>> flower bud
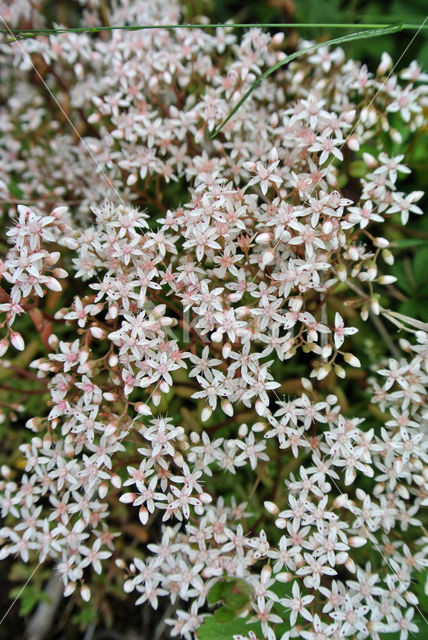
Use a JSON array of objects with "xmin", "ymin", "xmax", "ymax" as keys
[
  {"xmin": 139, "ymin": 506, "xmax": 149, "ymax": 525},
  {"xmin": 334, "ymin": 364, "xmax": 346, "ymax": 379},
  {"xmin": 264, "ymin": 501, "xmax": 279, "ymax": 516},
  {"xmin": 221, "ymin": 399, "xmax": 233, "ymax": 416},
  {"xmin": 370, "ymin": 297, "xmax": 380, "ymax": 315},
  {"xmin": 261, "ymin": 249, "xmax": 275, "ymax": 267},
  {"xmin": 335, "ymin": 552, "xmax": 349, "ymax": 564},
  {"xmin": 343, "ymin": 353, "xmax": 361, "ymax": 368},
  {"xmin": 120, "ymin": 492, "xmax": 136, "ymax": 504},
  {"xmin": 252, "ymin": 421, "xmax": 266, "ymax": 432},
  {"xmin": 345, "ymin": 557, "xmax": 356, "ymax": 573},
  {"xmin": 261, "ymin": 565, "xmax": 272, "ymax": 583},
  {"xmin": 322, "ymin": 220, "xmax": 333, "ymax": 235},
  {"xmin": 347, "ymin": 136, "xmax": 359, "ymax": 151},
  {"xmin": 90, "ymin": 326, "xmax": 105, "ymax": 339},
  {"xmin": 10, "ymin": 332, "xmax": 24, "ymax": 351},
  {"xmin": 377, "ymin": 275, "xmax": 397, "ymax": 285},
  {"xmin": 52, "ymin": 267, "xmax": 68, "ymax": 279},
  {"xmin": 238, "ymin": 423, "xmax": 248, "ymax": 438},
  {"xmin": 0, "ymin": 338, "xmax": 8, "ymax": 356},
  {"xmin": 373, "ymin": 237, "xmax": 389, "ymax": 248},
  {"xmin": 349, "ymin": 536, "xmax": 367, "ymax": 548},
  {"xmin": 360, "ymin": 305, "xmax": 369, "ymax": 322},
  {"xmin": 80, "ymin": 585, "xmax": 91, "ymax": 602},
  {"xmin": 382, "ymin": 249, "xmax": 394, "ymax": 265},
  {"xmin": 98, "ymin": 482, "xmax": 108, "ymax": 499},
  {"xmin": 109, "ymin": 354, "xmax": 118, "ymax": 367},
  {"xmin": 135, "ymin": 402, "xmax": 152, "ymax": 416},
  {"xmin": 64, "ymin": 582, "xmax": 76, "ymax": 597},
  {"xmin": 276, "ymin": 572, "xmax": 293, "ymax": 583},
  {"xmin": 255, "ymin": 232, "xmax": 272, "ymax": 245},
  {"xmin": 111, "ymin": 473, "xmax": 122, "ymax": 489},
  {"xmin": 201, "ymin": 407, "xmax": 212, "ymax": 422},
  {"xmin": 222, "ymin": 342, "xmax": 232, "ymax": 358},
  {"xmin": 362, "ymin": 152, "xmax": 377, "ymax": 168},
  {"xmin": 45, "ymin": 277, "xmax": 62, "ymax": 292},
  {"xmin": 255, "ymin": 400, "xmax": 268, "ymax": 416}
]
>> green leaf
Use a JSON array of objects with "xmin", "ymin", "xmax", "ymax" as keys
[
  {"xmin": 413, "ymin": 247, "xmax": 428, "ymax": 286},
  {"xmin": 214, "ymin": 607, "xmax": 236, "ymax": 623},
  {"xmin": 197, "ymin": 614, "xmax": 261, "ymax": 640},
  {"xmin": 394, "ymin": 238, "xmax": 428, "ymax": 248},
  {"xmin": 211, "ymin": 24, "xmax": 404, "ymax": 137}
]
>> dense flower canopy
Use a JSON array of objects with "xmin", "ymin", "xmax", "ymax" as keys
[{"xmin": 0, "ymin": 1, "xmax": 427, "ymax": 639}]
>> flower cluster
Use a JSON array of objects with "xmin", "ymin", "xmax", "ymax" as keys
[{"xmin": 0, "ymin": 0, "xmax": 427, "ymax": 638}]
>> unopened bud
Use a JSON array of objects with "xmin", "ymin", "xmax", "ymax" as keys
[
  {"xmin": 349, "ymin": 536, "xmax": 367, "ymax": 548},
  {"xmin": 374, "ymin": 237, "xmax": 389, "ymax": 248},
  {"xmin": 139, "ymin": 506, "xmax": 149, "ymax": 525},
  {"xmin": 90, "ymin": 326, "xmax": 105, "ymax": 339},
  {"xmin": 238, "ymin": 423, "xmax": 248, "ymax": 438},
  {"xmin": 347, "ymin": 136, "xmax": 359, "ymax": 151},
  {"xmin": 135, "ymin": 402, "xmax": 152, "ymax": 416},
  {"xmin": 264, "ymin": 501, "xmax": 279, "ymax": 516},
  {"xmin": 377, "ymin": 275, "xmax": 397, "ymax": 285},
  {"xmin": 10, "ymin": 332, "xmax": 24, "ymax": 351},
  {"xmin": 98, "ymin": 482, "xmax": 108, "ymax": 499},
  {"xmin": 119, "ymin": 492, "xmax": 136, "ymax": 504},
  {"xmin": 80, "ymin": 585, "xmax": 91, "ymax": 602},
  {"xmin": 0, "ymin": 338, "xmax": 8, "ymax": 356},
  {"xmin": 111, "ymin": 473, "xmax": 122, "ymax": 489},
  {"xmin": 261, "ymin": 249, "xmax": 275, "ymax": 267},
  {"xmin": 343, "ymin": 353, "xmax": 361, "ymax": 368},
  {"xmin": 201, "ymin": 407, "xmax": 212, "ymax": 422},
  {"xmin": 221, "ymin": 399, "xmax": 233, "ymax": 417},
  {"xmin": 345, "ymin": 557, "xmax": 356, "ymax": 573},
  {"xmin": 255, "ymin": 232, "xmax": 272, "ymax": 245},
  {"xmin": 362, "ymin": 152, "xmax": 378, "ymax": 168},
  {"xmin": 64, "ymin": 582, "xmax": 76, "ymax": 597}
]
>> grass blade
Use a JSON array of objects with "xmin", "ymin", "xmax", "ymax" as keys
[{"xmin": 211, "ymin": 24, "xmax": 404, "ymax": 138}]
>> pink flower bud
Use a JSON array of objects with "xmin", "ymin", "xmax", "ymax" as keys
[
  {"xmin": 349, "ymin": 536, "xmax": 367, "ymax": 548},
  {"xmin": 45, "ymin": 277, "xmax": 62, "ymax": 292},
  {"xmin": 264, "ymin": 501, "xmax": 279, "ymax": 516},
  {"xmin": 261, "ymin": 249, "xmax": 275, "ymax": 267},
  {"xmin": 201, "ymin": 407, "xmax": 212, "ymax": 422},
  {"xmin": 135, "ymin": 402, "xmax": 152, "ymax": 416},
  {"xmin": 111, "ymin": 473, "xmax": 122, "ymax": 489},
  {"xmin": 139, "ymin": 506, "xmax": 149, "ymax": 524},
  {"xmin": 64, "ymin": 582, "xmax": 76, "ymax": 597},
  {"xmin": 98, "ymin": 482, "xmax": 108, "ymax": 499},
  {"xmin": 119, "ymin": 492, "xmax": 136, "ymax": 504},
  {"xmin": 255, "ymin": 232, "xmax": 272, "ymax": 245},
  {"xmin": 373, "ymin": 237, "xmax": 389, "ymax": 248},
  {"xmin": 0, "ymin": 338, "xmax": 9, "ymax": 356},
  {"xmin": 10, "ymin": 332, "xmax": 24, "ymax": 351},
  {"xmin": 90, "ymin": 326, "xmax": 105, "ymax": 339},
  {"xmin": 343, "ymin": 353, "xmax": 361, "ymax": 368},
  {"xmin": 80, "ymin": 585, "xmax": 91, "ymax": 602},
  {"xmin": 238, "ymin": 423, "xmax": 248, "ymax": 438},
  {"xmin": 221, "ymin": 399, "xmax": 233, "ymax": 416},
  {"xmin": 347, "ymin": 136, "xmax": 359, "ymax": 151},
  {"xmin": 276, "ymin": 572, "xmax": 293, "ymax": 583}
]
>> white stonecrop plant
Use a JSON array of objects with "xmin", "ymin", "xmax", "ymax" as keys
[{"xmin": 0, "ymin": 0, "xmax": 427, "ymax": 638}]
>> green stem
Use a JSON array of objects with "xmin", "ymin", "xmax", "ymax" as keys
[{"xmin": 1, "ymin": 22, "xmax": 427, "ymax": 43}]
